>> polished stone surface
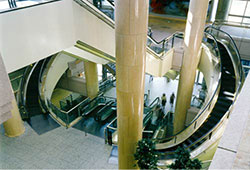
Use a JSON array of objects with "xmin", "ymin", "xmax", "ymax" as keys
[
  {"xmin": 210, "ymin": 74, "xmax": 250, "ymax": 169},
  {"xmin": 174, "ymin": 0, "xmax": 209, "ymax": 134},
  {"xmin": 0, "ymin": 122, "xmax": 117, "ymax": 169},
  {"xmin": 149, "ymin": 17, "xmax": 186, "ymax": 40},
  {"xmin": 115, "ymin": 0, "xmax": 148, "ymax": 168}
]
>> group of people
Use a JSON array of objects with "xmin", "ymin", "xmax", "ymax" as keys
[
  {"xmin": 161, "ymin": 92, "xmax": 175, "ymax": 111},
  {"xmin": 151, "ymin": 92, "xmax": 176, "ymax": 128}
]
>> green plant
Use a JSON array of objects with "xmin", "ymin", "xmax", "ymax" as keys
[
  {"xmin": 134, "ymin": 138, "xmax": 159, "ymax": 169},
  {"xmin": 168, "ymin": 147, "xmax": 202, "ymax": 169}
]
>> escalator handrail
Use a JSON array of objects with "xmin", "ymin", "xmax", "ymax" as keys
[
  {"xmin": 106, "ymin": 109, "xmax": 155, "ymax": 133},
  {"xmin": 22, "ymin": 62, "xmax": 40, "ymax": 107},
  {"xmin": 74, "ymin": 0, "xmax": 114, "ymax": 28},
  {"xmin": 106, "ymin": 0, "xmax": 114, "ymax": 9},
  {"xmin": 64, "ymin": 97, "xmax": 90, "ymax": 114},
  {"xmin": 88, "ymin": 0, "xmax": 183, "ymax": 49},
  {"xmin": 80, "ymin": 94, "xmax": 106, "ymax": 113},
  {"xmin": 73, "ymin": 0, "xmax": 183, "ymax": 58},
  {"xmin": 148, "ymin": 97, "xmax": 160, "ymax": 109},
  {"xmin": 38, "ymin": 58, "xmax": 50, "ymax": 112},
  {"xmin": 205, "ymin": 25, "xmax": 244, "ymax": 86},
  {"xmin": 19, "ymin": 65, "xmax": 33, "ymax": 107},
  {"xmin": 96, "ymin": 100, "xmax": 114, "ymax": 115},
  {"xmin": 153, "ymin": 32, "xmax": 222, "ymax": 146},
  {"xmin": 143, "ymin": 110, "xmax": 154, "ymax": 129},
  {"xmin": 147, "ymin": 31, "xmax": 184, "ymax": 46}
]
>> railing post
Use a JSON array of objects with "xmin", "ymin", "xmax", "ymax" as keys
[
  {"xmin": 172, "ymin": 36, "xmax": 175, "ymax": 48},
  {"xmin": 162, "ymin": 40, "xmax": 166, "ymax": 51}
]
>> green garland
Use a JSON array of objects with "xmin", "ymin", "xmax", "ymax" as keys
[
  {"xmin": 134, "ymin": 139, "xmax": 159, "ymax": 169},
  {"xmin": 168, "ymin": 147, "xmax": 202, "ymax": 169}
]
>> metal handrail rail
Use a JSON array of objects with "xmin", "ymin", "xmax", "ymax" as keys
[
  {"xmin": 18, "ymin": 65, "xmax": 33, "ymax": 107},
  {"xmin": 10, "ymin": 74, "xmax": 23, "ymax": 82},
  {"xmin": 62, "ymin": 97, "xmax": 90, "ymax": 114},
  {"xmin": 147, "ymin": 31, "xmax": 184, "ymax": 46},
  {"xmin": 205, "ymin": 25, "xmax": 244, "ymax": 86},
  {"xmin": 73, "ymin": 0, "xmax": 183, "ymax": 57},
  {"xmin": 153, "ymin": 32, "xmax": 222, "ymax": 146},
  {"xmin": 143, "ymin": 110, "xmax": 154, "ymax": 129},
  {"xmin": 106, "ymin": 0, "xmax": 114, "ymax": 9},
  {"xmin": 106, "ymin": 102, "xmax": 156, "ymax": 131},
  {"xmin": 148, "ymin": 97, "xmax": 160, "ymax": 108},
  {"xmin": 22, "ymin": 62, "xmax": 40, "ymax": 107},
  {"xmin": 38, "ymin": 58, "xmax": 50, "ymax": 112}
]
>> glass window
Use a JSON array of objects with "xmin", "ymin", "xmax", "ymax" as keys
[
  {"xmin": 228, "ymin": 16, "xmax": 243, "ymax": 23},
  {"xmin": 0, "ymin": 1, "xmax": 11, "ymax": 11},
  {"xmin": 228, "ymin": 0, "xmax": 250, "ymax": 24},
  {"xmin": 245, "ymin": 2, "xmax": 250, "ymax": 16},
  {"xmin": 243, "ymin": 17, "xmax": 250, "ymax": 24},
  {"xmin": 230, "ymin": 0, "xmax": 247, "ymax": 16}
]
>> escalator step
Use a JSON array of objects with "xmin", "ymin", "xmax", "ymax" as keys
[
  {"xmin": 207, "ymin": 117, "xmax": 219, "ymax": 125},
  {"xmin": 210, "ymin": 112, "xmax": 224, "ymax": 119},
  {"xmin": 220, "ymin": 93, "xmax": 234, "ymax": 99},
  {"xmin": 200, "ymin": 123, "xmax": 214, "ymax": 132},
  {"xmin": 218, "ymin": 96, "xmax": 233, "ymax": 102},
  {"xmin": 216, "ymin": 100, "xmax": 231, "ymax": 108},
  {"xmin": 214, "ymin": 105, "xmax": 228, "ymax": 113},
  {"xmin": 221, "ymin": 76, "xmax": 235, "ymax": 82},
  {"xmin": 221, "ymin": 87, "xmax": 235, "ymax": 94}
]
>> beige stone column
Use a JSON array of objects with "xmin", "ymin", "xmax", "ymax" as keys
[
  {"xmin": 174, "ymin": 0, "xmax": 209, "ymax": 134},
  {"xmin": 3, "ymin": 100, "xmax": 25, "ymax": 137},
  {"xmin": 115, "ymin": 0, "xmax": 148, "ymax": 169},
  {"xmin": 84, "ymin": 61, "xmax": 99, "ymax": 99}
]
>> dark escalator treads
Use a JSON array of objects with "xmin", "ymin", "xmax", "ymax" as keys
[
  {"xmin": 26, "ymin": 60, "xmax": 44, "ymax": 118},
  {"xmin": 27, "ymin": 114, "xmax": 60, "ymax": 135}
]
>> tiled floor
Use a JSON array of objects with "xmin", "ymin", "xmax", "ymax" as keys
[
  {"xmin": 149, "ymin": 16, "xmax": 186, "ymax": 41},
  {"xmin": 0, "ymin": 122, "xmax": 117, "ymax": 169}
]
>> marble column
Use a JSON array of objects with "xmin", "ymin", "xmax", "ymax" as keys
[
  {"xmin": 174, "ymin": 0, "xmax": 210, "ymax": 134},
  {"xmin": 3, "ymin": 100, "xmax": 25, "ymax": 137},
  {"xmin": 84, "ymin": 61, "xmax": 99, "ymax": 99},
  {"xmin": 215, "ymin": 0, "xmax": 232, "ymax": 21},
  {"xmin": 115, "ymin": 0, "xmax": 148, "ymax": 169}
]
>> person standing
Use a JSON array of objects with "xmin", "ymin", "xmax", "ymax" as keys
[
  {"xmin": 161, "ymin": 93, "xmax": 167, "ymax": 109},
  {"xmin": 170, "ymin": 93, "xmax": 175, "ymax": 113},
  {"xmin": 149, "ymin": 75, "xmax": 153, "ymax": 83}
]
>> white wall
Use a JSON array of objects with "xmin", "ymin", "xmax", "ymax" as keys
[
  {"xmin": 0, "ymin": 0, "xmax": 76, "ymax": 73},
  {"xmin": 44, "ymin": 53, "xmax": 75, "ymax": 101},
  {"xmin": 0, "ymin": 0, "xmax": 115, "ymax": 73},
  {"xmin": 72, "ymin": 1, "xmax": 115, "ymax": 56}
]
